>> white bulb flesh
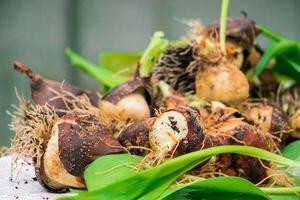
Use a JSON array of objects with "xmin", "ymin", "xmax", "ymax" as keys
[
  {"xmin": 43, "ymin": 123, "xmax": 85, "ymax": 188},
  {"xmin": 117, "ymin": 93, "xmax": 150, "ymax": 121},
  {"xmin": 101, "ymin": 93, "xmax": 150, "ymax": 121},
  {"xmin": 149, "ymin": 111, "xmax": 188, "ymax": 154}
]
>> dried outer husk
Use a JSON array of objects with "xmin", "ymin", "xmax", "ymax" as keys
[
  {"xmin": 175, "ymin": 107, "xmax": 206, "ymax": 153},
  {"xmin": 238, "ymin": 100, "xmax": 291, "ymax": 147},
  {"xmin": 198, "ymin": 120, "xmax": 270, "ymax": 184},
  {"xmin": 37, "ymin": 111, "xmax": 124, "ymax": 191},
  {"xmin": 290, "ymin": 109, "xmax": 300, "ymax": 138},
  {"xmin": 57, "ymin": 112, "xmax": 124, "ymax": 177},
  {"xmin": 37, "ymin": 126, "xmax": 85, "ymax": 192},
  {"xmin": 7, "ymin": 95, "xmax": 69, "ymax": 192},
  {"xmin": 8, "ymin": 92, "xmax": 123, "ymax": 191},
  {"xmin": 118, "ymin": 119, "xmax": 154, "ymax": 155},
  {"xmin": 203, "ymin": 17, "xmax": 260, "ymax": 50},
  {"xmin": 200, "ymin": 103, "xmax": 270, "ymax": 183},
  {"xmin": 249, "ymin": 69, "xmax": 280, "ymax": 100},
  {"xmin": 35, "ymin": 158, "xmax": 73, "ymax": 193},
  {"xmin": 13, "ymin": 61, "xmax": 99, "ymax": 116}
]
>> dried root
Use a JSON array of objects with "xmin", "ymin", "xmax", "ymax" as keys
[
  {"xmin": 7, "ymin": 89, "xmax": 106, "ymax": 180},
  {"xmin": 151, "ymin": 45, "xmax": 196, "ymax": 93},
  {"xmin": 264, "ymin": 165, "xmax": 295, "ymax": 187},
  {"xmin": 8, "ymin": 93, "xmax": 58, "ymax": 174}
]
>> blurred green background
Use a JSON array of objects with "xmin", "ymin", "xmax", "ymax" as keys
[{"xmin": 0, "ymin": 0, "xmax": 300, "ymax": 146}]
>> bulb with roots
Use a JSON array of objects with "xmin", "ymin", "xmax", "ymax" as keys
[
  {"xmin": 149, "ymin": 107, "xmax": 205, "ymax": 161},
  {"xmin": 119, "ymin": 104, "xmax": 271, "ymax": 183},
  {"xmin": 195, "ymin": 60, "xmax": 249, "ymax": 106},
  {"xmin": 37, "ymin": 111, "xmax": 123, "ymax": 191},
  {"xmin": 100, "ymin": 79, "xmax": 151, "ymax": 122},
  {"xmin": 238, "ymin": 100, "xmax": 290, "ymax": 147},
  {"xmin": 13, "ymin": 61, "xmax": 99, "ymax": 116}
]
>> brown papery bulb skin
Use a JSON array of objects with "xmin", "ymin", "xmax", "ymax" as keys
[
  {"xmin": 149, "ymin": 106, "xmax": 205, "ymax": 157},
  {"xmin": 13, "ymin": 61, "xmax": 99, "ymax": 116},
  {"xmin": 175, "ymin": 107, "xmax": 206, "ymax": 154},
  {"xmin": 195, "ymin": 62, "xmax": 249, "ymax": 105},
  {"xmin": 208, "ymin": 119, "xmax": 269, "ymax": 184},
  {"xmin": 203, "ymin": 17, "xmax": 260, "ymax": 51},
  {"xmin": 42, "ymin": 124, "xmax": 85, "ymax": 190},
  {"xmin": 118, "ymin": 119, "xmax": 154, "ymax": 155},
  {"xmin": 40, "ymin": 112, "xmax": 123, "ymax": 191},
  {"xmin": 189, "ymin": 102, "xmax": 270, "ymax": 184},
  {"xmin": 57, "ymin": 112, "xmax": 124, "ymax": 177},
  {"xmin": 229, "ymin": 122, "xmax": 269, "ymax": 183},
  {"xmin": 238, "ymin": 101, "xmax": 290, "ymax": 146}
]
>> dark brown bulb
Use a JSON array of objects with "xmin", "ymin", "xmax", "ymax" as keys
[{"xmin": 13, "ymin": 61, "xmax": 99, "ymax": 116}]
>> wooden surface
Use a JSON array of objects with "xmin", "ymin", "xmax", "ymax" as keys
[{"xmin": 0, "ymin": 156, "xmax": 70, "ymax": 200}]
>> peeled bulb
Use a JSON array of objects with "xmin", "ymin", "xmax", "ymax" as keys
[
  {"xmin": 100, "ymin": 93, "xmax": 150, "ymax": 121},
  {"xmin": 196, "ymin": 62, "xmax": 249, "ymax": 105},
  {"xmin": 37, "ymin": 112, "xmax": 123, "ymax": 191},
  {"xmin": 100, "ymin": 79, "xmax": 150, "ymax": 122},
  {"xmin": 43, "ymin": 123, "xmax": 85, "ymax": 189},
  {"xmin": 150, "ymin": 110, "xmax": 188, "ymax": 154},
  {"xmin": 149, "ymin": 107, "xmax": 205, "ymax": 156},
  {"xmin": 238, "ymin": 101, "xmax": 290, "ymax": 145}
]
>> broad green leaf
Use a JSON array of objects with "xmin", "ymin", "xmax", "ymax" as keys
[
  {"xmin": 272, "ymin": 56, "xmax": 300, "ymax": 82},
  {"xmin": 98, "ymin": 51, "xmax": 142, "ymax": 76},
  {"xmin": 270, "ymin": 195, "xmax": 300, "ymax": 200},
  {"xmin": 255, "ymin": 42, "xmax": 277, "ymax": 76},
  {"xmin": 256, "ymin": 24, "xmax": 300, "ymax": 82},
  {"xmin": 98, "ymin": 39, "xmax": 187, "ymax": 77},
  {"xmin": 65, "ymin": 48, "xmax": 128, "ymax": 88},
  {"xmin": 282, "ymin": 55, "xmax": 300, "ymax": 73},
  {"xmin": 84, "ymin": 154, "xmax": 143, "ymax": 191},
  {"xmin": 57, "ymin": 146, "xmax": 296, "ymax": 200},
  {"xmin": 139, "ymin": 31, "xmax": 169, "ymax": 77},
  {"xmin": 59, "ymin": 157, "xmax": 208, "ymax": 200},
  {"xmin": 255, "ymin": 40, "xmax": 299, "ymax": 76},
  {"xmin": 159, "ymin": 177, "xmax": 270, "ymax": 200},
  {"xmin": 283, "ymin": 140, "xmax": 300, "ymax": 160},
  {"xmin": 283, "ymin": 140, "xmax": 300, "ymax": 186}
]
